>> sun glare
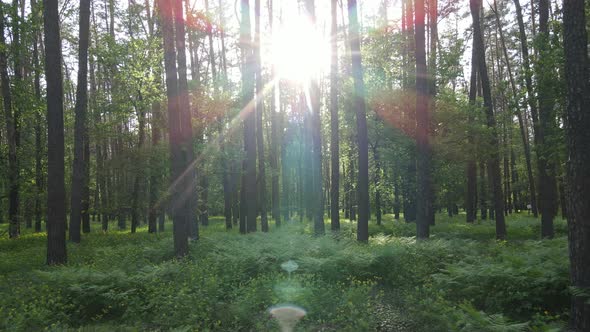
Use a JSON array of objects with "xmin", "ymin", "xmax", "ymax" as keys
[{"xmin": 270, "ymin": 16, "xmax": 330, "ymax": 83}]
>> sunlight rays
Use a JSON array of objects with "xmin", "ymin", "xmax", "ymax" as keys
[{"xmin": 269, "ymin": 15, "xmax": 330, "ymax": 84}]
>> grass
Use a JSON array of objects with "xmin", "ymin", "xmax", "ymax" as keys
[{"xmin": 0, "ymin": 213, "xmax": 570, "ymax": 331}]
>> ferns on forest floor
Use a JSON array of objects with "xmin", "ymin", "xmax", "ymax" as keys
[{"xmin": 0, "ymin": 214, "xmax": 570, "ymax": 331}]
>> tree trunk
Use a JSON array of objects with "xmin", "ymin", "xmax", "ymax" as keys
[
  {"xmin": 0, "ymin": 6, "xmax": 19, "ymax": 239},
  {"xmin": 82, "ymin": 134, "xmax": 91, "ymax": 233},
  {"xmin": 131, "ymin": 104, "xmax": 146, "ymax": 233},
  {"xmin": 160, "ymin": 0, "xmax": 189, "ymax": 257},
  {"xmin": 254, "ymin": 0, "xmax": 268, "ymax": 232},
  {"xmin": 268, "ymin": 0, "xmax": 280, "ymax": 227},
  {"xmin": 304, "ymin": 0, "xmax": 324, "ymax": 236},
  {"xmin": 330, "ymin": 0, "xmax": 340, "ymax": 231},
  {"xmin": 415, "ymin": 0, "xmax": 432, "ymax": 239},
  {"xmin": 69, "ymin": 0, "xmax": 91, "ymax": 242},
  {"xmin": 373, "ymin": 145, "xmax": 382, "ymax": 226},
  {"xmin": 536, "ymin": 0, "xmax": 557, "ymax": 238},
  {"xmin": 513, "ymin": 0, "xmax": 538, "ymax": 217},
  {"xmin": 466, "ymin": 34, "xmax": 478, "ymax": 223},
  {"xmin": 32, "ymin": 0, "xmax": 44, "ymax": 233},
  {"xmin": 470, "ymin": 0, "xmax": 506, "ymax": 239},
  {"xmin": 44, "ymin": 0, "xmax": 67, "ymax": 264},
  {"xmin": 347, "ymin": 0, "xmax": 369, "ymax": 242},
  {"xmin": 562, "ymin": 0, "xmax": 590, "ymax": 328},
  {"xmin": 149, "ymin": 101, "xmax": 162, "ymax": 233},
  {"xmin": 241, "ymin": 0, "xmax": 257, "ymax": 233}
]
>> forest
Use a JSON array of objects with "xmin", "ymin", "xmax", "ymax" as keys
[{"xmin": 0, "ymin": 0, "xmax": 589, "ymax": 330}]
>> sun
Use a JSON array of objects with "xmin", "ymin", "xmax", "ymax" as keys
[{"xmin": 269, "ymin": 15, "xmax": 331, "ymax": 83}]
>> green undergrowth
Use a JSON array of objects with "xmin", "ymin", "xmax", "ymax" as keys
[{"xmin": 0, "ymin": 214, "xmax": 570, "ymax": 331}]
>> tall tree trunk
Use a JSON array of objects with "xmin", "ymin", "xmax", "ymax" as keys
[
  {"xmin": 254, "ymin": 0, "xmax": 268, "ymax": 232},
  {"xmin": 427, "ymin": 0, "xmax": 437, "ymax": 226},
  {"xmin": 269, "ymin": 0, "xmax": 280, "ymax": 226},
  {"xmin": 466, "ymin": 34, "xmax": 478, "ymax": 223},
  {"xmin": 415, "ymin": 0, "xmax": 432, "ymax": 238},
  {"xmin": 69, "ymin": 0, "xmax": 91, "ymax": 242},
  {"xmin": 493, "ymin": 1, "xmax": 536, "ymax": 220},
  {"xmin": 31, "ymin": 0, "xmax": 44, "ymax": 233},
  {"xmin": 304, "ymin": 0, "xmax": 324, "ymax": 235},
  {"xmin": 281, "ymin": 126, "xmax": 290, "ymax": 221},
  {"xmin": 160, "ymin": 0, "xmax": 189, "ymax": 257},
  {"xmin": 347, "ymin": 0, "xmax": 369, "ymax": 242},
  {"xmin": 330, "ymin": 0, "xmax": 340, "ymax": 231},
  {"xmin": 82, "ymin": 134, "xmax": 91, "ymax": 233},
  {"xmin": 563, "ymin": 0, "xmax": 590, "ymax": 328},
  {"xmin": 0, "ymin": 6, "xmax": 19, "ymax": 239},
  {"xmin": 131, "ymin": 104, "xmax": 146, "ymax": 233},
  {"xmin": 199, "ymin": 174, "xmax": 209, "ymax": 226},
  {"xmin": 536, "ymin": 0, "xmax": 557, "ymax": 238},
  {"xmin": 241, "ymin": 0, "xmax": 257, "ymax": 233},
  {"xmin": 470, "ymin": 0, "xmax": 506, "ymax": 239},
  {"xmin": 513, "ymin": 0, "xmax": 538, "ymax": 217},
  {"xmin": 372, "ymin": 144, "xmax": 382, "ymax": 226},
  {"xmin": 393, "ymin": 161, "xmax": 401, "ymax": 220},
  {"xmin": 44, "ymin": 0, "xmax": 67, "ymax": 264},
  {"xmin": 174, "ymin": 0, "xmax": 198, "ymax": 240},
  {"xmin": 149, "ymin": 101, "xmax": 162, "ymax": 233},
  {"xmin": 147, "ymin": 0, "xmax": 161, "ymax": 233}
]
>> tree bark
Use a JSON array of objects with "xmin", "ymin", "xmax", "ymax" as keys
[
  {"xmin": 304, "ymin": 0, "xmax": 324, "ymax": 236},
  {"xmin": 470, "ymin": 0, "xmax": 506, "ymax": 239},
  {"xmin": 69, "ymin": 0, "xmax": 91, "ymax": 242},
  {"xmin": 513, "ymin": 0, "xmax": 538, "ymax": 217},
  {"xmin": 347, "ymin": 0, "xmax": 369, "ymax": 242},
  {"xmin": 241, "ymin": 0, "xmax": 257, "ymax": 233},
  {"xmin": 562, "ymin": 0, "xmax": 590, "ymax": 328},
  {"xmin": 254, "ymin": 0, "xmax": 268, "ymax": 232},
  {"xmin": 466, "ymin": 34, "xmax": 478, "ymax": 223},
  {"xmin": 268, "ymin": 0, "xmax": 280, "ymax": 226},
  {"xmin": 0, "ymin": 6, "xmax": 19, "ymax": 239},
  {"xmin": 44, "ymin": 0, "xmax": 67, "ymax": 264},
  {"xmin": 149, "ymin": 101, "xmax": 162, "ymax": 233},
  {"xmin": 415, "ymin": 0, "xmax": 432, "ymax": 238},
  {"xmin": 330, "ymin": 0, "xmax": 340, "ymax": 231},
  {"xmin": 536, "ymin": 0, "xmax": 557, "ymax": 238},
  {"xmin": 160, "ymin": 0, "xmax": 189, "ymax": 257}
]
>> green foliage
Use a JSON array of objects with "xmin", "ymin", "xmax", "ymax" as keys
[{"xmin": 0, "ymin": 214, "xmax": 570, "ymax": 331}]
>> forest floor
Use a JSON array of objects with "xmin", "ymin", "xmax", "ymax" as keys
[{"xmin": 0, "ymin": 213, "xmax": 569, "ymax": 331}]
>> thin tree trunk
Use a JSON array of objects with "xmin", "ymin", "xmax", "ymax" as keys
[
  {"xmin": 372, "ymin": 144, "xmax": 382, "ymax": 226},
  {"xmin": 82, "ymin": 133, "xmax": 91, "ymax": 233},
  {"xmin": 513, "ymin": 0, "xmax": 538, "ymax": 217},
  {"xmin": 268, "ymin": 0, "xmax": 280, "ymax": 227},
  {"xmin": 330, "ymin": 0, "xmax": 340, "ymax": 231},
  {"xmin": 0, "ymin": 6, "xmax": 19, "ymax": 239},
  {"xmin": 536, "ymin": 0, "xmax": 557, "ymax": 238},
  {"xmin": 466, "ymin": 34, "xmax": 478, "ymax": 223},
  {"xmin": 304, "ymin": 0, "xmax": 324, "ymax": 235},
  {"xmin": 470, "ymin": 0, "xmax": 506, "ymax": 239},
  {"xmin": 149, "ymin": 101, "xmax": 162, "ymax": 233},
  {"xmin": 241, "ymin": 0, "xmax": 257, "ymax": 233},
  {"xmin": 69, "ymin": 0, "xmax": 91, "ymax": 242},
  {"xmin": 415, "ymin": 0, "xmax": 432, "ymax": 238},
  {"xmin": 131, "ymin": 103, "xmax": 146, "ymax": 233},
  {"xmin": 31, "ymin": 0, "xmax": 44, "ymax": 233},
  {"xmin": 254, "ymin": 0, "xmax": 268, "ymax": 232},
  {"xmin": 348, "ymin": 0, "xmax": 369, "ymax": 242}
]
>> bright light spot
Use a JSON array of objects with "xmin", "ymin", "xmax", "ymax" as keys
[{"xmin": 270, "ymin": 16, "xmax": 330, "ymax": 83}]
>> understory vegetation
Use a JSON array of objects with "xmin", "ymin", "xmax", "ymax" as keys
[{"xmin": 0, "ymin": 213, "xmax": 569, "ymax": 331}]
